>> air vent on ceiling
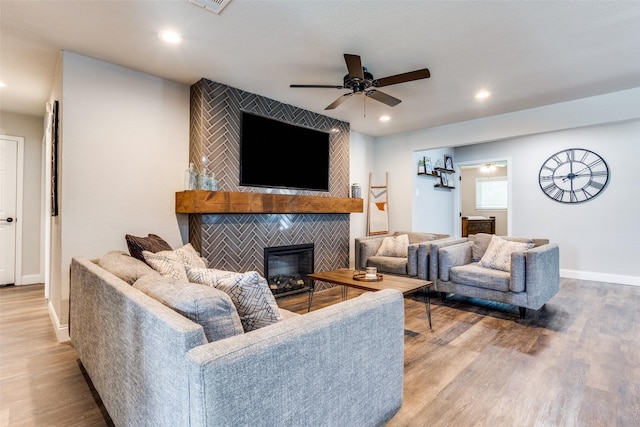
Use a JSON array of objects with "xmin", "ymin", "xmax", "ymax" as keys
[{"xmin": 189, "ymin": 0, "xmax": 232, "ymax": 15}]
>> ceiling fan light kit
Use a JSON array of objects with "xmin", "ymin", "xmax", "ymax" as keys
[{"xmin": 290, "ymin": 53, "xmax": 430, "ymax": 111}]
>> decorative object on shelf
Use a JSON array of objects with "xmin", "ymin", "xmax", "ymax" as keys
[
  {"xmin": 199, "ymin": 170, "xmax": 219, "ymax": 191},
  {"xmin": 538, "ymin": 148, "xmax": 609, "ymax": 203},
  {"xmin": 440, "ymin": 172, "xmax": 449, "ymax": 187},
  {"xmin": 351, "ymin": 183, "xmax": 362, "ymax": 198},
  {"xmin": 184, "ymin": 162, "xmax": 199, "ymax": 190},
  {"xmin": 444, "ymin": 154, "xmax": 454, "ymax": 171},
  {"xmin": 417, "ymin": 158, "xmax": 426, "ymax": 174},
  {"xmin": 424, "ymin": 157, "xmax": 433, "ymax": 174},
  {"xmin": 435, "ymin": 158, "xmax": 443, "ymax": 169}
]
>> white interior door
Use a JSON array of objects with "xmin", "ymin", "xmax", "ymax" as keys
[{"xmin": 0, "ymin": 137, "xmax": 18, "ymax": 285}]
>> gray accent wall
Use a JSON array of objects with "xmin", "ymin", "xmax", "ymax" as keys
[{"xmin": 189, "ymin": 79, "xmax": 351, "ymax": 291}]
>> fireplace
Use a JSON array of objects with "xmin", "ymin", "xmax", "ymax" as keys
[{"xmin": 264, "ymin": 243, "xmax": 314, "ymax": 300}]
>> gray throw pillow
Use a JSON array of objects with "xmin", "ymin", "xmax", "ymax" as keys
[
  {"xmin": 468, "ymin": 233, "xmax": 494, "ymax": 261},
  {"xmin": 97, "ymin": 250, "xmax": 159, "ymax": 285},
  {"xmin": 133, "ymin": 275, "xmax": 244, "ymax": 342}
]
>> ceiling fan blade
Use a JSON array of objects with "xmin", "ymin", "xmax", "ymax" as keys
[
  {"xmin": 366, "ymin": 90, "xmax": 401, "ymax": 107},
  {"xmin": 344, "ymin": 54, "xmax": 364, "ymax": 80},
  {"xmin": 325, "ymin": 93, "xmax": 354, "ymax": 110},
  {"xmin": 290, "ymin": 84, "xmax": 344, "ymax": 89},
  {"xmin": 375, "ymin": 68, "xmax": 431, "ymax": 87}
]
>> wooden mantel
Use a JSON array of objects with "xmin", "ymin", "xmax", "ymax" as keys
[{"xmin": 176, "ymin": 190, "xmax": 363, "ymax": 214}]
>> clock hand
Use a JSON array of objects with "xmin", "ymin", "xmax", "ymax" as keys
[{"xmin": 561, "ymin": 165, "xmax": 591, "ymax": 182}]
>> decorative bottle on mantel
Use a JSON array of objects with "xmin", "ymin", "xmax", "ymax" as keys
[
  {"xmin": 184, "ymin": 163, "xmax": 198, "ymax": 190},
  {"xmin": 209, "ymin": 171, "xmax": 219, "ymax": 191}
]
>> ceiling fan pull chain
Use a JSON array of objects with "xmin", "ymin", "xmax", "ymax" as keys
[{"xmin": 363, "ymin": 94, "xmax": 366, "ymax": 118}]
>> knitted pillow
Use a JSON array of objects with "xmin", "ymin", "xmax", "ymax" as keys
[
  {"xmin": 186, "ymin": 267, "xmax": 283, "ymax": 332},
  {"xmin": 143, "ymin": 243, "xmax": 207, "ymax": 282},
  {"xmin": 479, "ymin": 235, "xmax": 534, "ymax": 272},
  {"xmin": 375, "ymin": 234, "xmax": 409, "ymax": 257}
]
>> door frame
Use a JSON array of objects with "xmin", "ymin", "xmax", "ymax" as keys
[
  {"xmin": 1, "ymin": 135, "xmax": 24, "ymax": 286},
  {"xmin": 454, "ymin": 157, "xmax": 512, "ymax": 237}
]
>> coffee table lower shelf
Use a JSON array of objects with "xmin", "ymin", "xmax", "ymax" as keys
[{"xmin": 308, "ymin": 269, "xmax": 433, "ymax": 329}]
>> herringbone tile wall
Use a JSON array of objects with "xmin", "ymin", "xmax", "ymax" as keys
[{"xmin": 189, "ymin": 79, "xmax": 351, "ymax": 291}]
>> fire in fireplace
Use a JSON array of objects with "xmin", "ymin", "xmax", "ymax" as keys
[{"xmin": 264, "ymin": 243, "xmax": 314, "ymax": 299}]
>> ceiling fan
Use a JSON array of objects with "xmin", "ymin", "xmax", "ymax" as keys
[{"xmin": 290, "ymin": 54, "xmax": 430, "ymax": 110}]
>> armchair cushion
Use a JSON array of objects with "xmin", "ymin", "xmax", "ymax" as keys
[
  {"xmin": 438, "ymin": 242, "xmax": 473, "ymax": 281},
  {"xmin": 367, "ymin": 256, "xmax": 408, "ymax": 275},
  {"xmin": 450, "ymin": 262, "xmax": 511, "ymax": 292},
  {"xmin": 375, "ymin": 234, "xmax": 409, "ymax": 257},
  {"xmin": 478, "ymin": 235, "xmax": 534, "ymax": 272}
]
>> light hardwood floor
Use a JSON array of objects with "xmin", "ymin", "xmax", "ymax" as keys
[{"xmin": 1, "ymin": 279, "xmax": 639, "ymax": 426}]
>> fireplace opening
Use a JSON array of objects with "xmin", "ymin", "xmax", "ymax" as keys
[{"xmin": 264, "ymin": 243, "xmax": 314, "ymax": 298}]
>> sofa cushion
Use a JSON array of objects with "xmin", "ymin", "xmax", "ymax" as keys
[
  {"xmin": 125, "ymin": 233, "xmax": 172, "ymax": 263},
  {"xmin": 375, "ymin": 234, "xmax": 409, "ymax": 257},
  {"xmin": 450, "ymin": 262, "xmax": 511, "ymax": 292},
  {"xmin": 133, "ymin": 275, "xmax": 244, "ymax": 342},
  {"xmin": 367, "ymin": 256, "xmax": 408, "ymax": 275},
  {"xmin": 468, "ymin": 233, "xmax": 493, "ymax": 261},
  {"xmin": 186, "ymin": 267, "xmax": 283, "ymax": 332},
  {"xmin": 97, "ymin": 250, "xmax": 159, "ymax": 285},
  {"xmin": 143, "ymin": 243, "xmax": 207, "ymax": 282},
  {"xmin": 397, "ymin": 231, "xmax": 438, "ymax": 244},
  {"xmin": 479, "ymin": 235, "xmax": 534, "ymax": 272}
]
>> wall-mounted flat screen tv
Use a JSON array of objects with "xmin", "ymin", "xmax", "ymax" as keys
[{"xmin": 240, "ymin": 111, "xmax": 330, "ymax": 192}]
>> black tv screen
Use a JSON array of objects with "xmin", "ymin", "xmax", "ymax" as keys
[{"xmin": 240, "ymin": 111, "xmax": 330, "ymax": 191}]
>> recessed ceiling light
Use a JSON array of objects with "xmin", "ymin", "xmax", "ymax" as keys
[
  {"xmin": 379, "ymin": 115, "xmax": 391, "ymax": 122},
  {"xmin": 475, "ymin": 90, "xmax": 491, "ymax": 100},
  {"xmin": 0, "ymin": 81, "xmax": 6, "ymax": 88},
  {"xmin": 158, "ymin": 30, "xmax": 183, "ymax": 45}
]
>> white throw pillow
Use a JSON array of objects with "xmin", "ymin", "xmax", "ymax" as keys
[
  {"xmin": 143, "ymin": 243, "xmax": 207, "ymax": 281},
  {"xmin": 479, "ymin": 235, "xmax": 534, "ymax": 272},
  {"xmin": 375, "ymin": 234, "xmax": 410, "ymax": 257},
  {"xmin": 186, "ymin": 267, "xmax": 283, "ymax": 332}
]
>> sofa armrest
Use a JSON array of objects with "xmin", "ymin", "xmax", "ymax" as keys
[
  {"xmin": 518, "ymin": 243, "xmax": 560, "ymax": 309},
  {"xmin": 407, "ymin": 243, "xmax": 420, "ymax": 276},
  {"xmin": 186, "ymin": 289, "xmax": 405, "ymax": 427},
  {"xmin": 355, "ymin": 235, "xmax": 389, "ymax": 270},
  {"xmin": 428, "ymin": 238, "xmax": 469, "ymax": 282},
  {"xmin": 437, "ymin": 241, "xmax": 473, "ymax": 282}
]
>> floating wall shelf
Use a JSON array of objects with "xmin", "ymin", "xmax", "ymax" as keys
[{"xmin": 176, "ymin": 191, "xmax": 363, "ymax": 214}]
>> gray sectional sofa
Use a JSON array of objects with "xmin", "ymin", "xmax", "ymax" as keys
[{"xmin": 69, "ymin": 255, "xmax": 405, "ymax": 427}]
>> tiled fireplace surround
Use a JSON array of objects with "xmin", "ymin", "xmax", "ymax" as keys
[{"xmin": 188, "ymin": 79, "xmax": 351, "ymax": 292}]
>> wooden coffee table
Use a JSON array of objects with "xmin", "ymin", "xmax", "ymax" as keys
[{"xmin": 308, "ymin": 269, "xmax": 433, "ymax": 329}]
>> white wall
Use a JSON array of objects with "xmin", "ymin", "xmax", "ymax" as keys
[
  {"xmin": 455, "ymin": 120, "xmax": 640, "ymax": 284},
  {"xmin": 374, "ymin": 87, "xmax": 640, "ymax": 285},
  {"xmin": 413, "ymin": 148, "xmax": 456, "ymax": 235},
  {"xmin": 349, "ymin": 130, "xmax": 374, "ymax": 267},
  {"xmin": 0, "ymin": 112, "xmax": 43, "ymax": 283},
  {"xmin": 50, "ymin": 51, "xmax": 190, "ymax": 340}
]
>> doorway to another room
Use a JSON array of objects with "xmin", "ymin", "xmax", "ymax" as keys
[{"xmin": 458, "ymin": 159, "xmax": 510, "ymax": 236}]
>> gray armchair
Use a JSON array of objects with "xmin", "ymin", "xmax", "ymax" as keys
[
  {"xmin": 355, "ymin": 231, "xmax": 449, "ymax": 277},
  {"xmin": 435, "ymin": 233, "xmax": 560, "ymax": 319}
]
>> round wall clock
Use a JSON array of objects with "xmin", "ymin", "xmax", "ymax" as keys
[{"xmin": 538, "ymin": 148, "xmax": 609, "ymax": 203}]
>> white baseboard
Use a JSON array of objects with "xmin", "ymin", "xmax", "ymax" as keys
[
  {"xmin": 21, "ymin": 274, "xmax": 44, "ymax": 285},
  {"xmin": 47, "ymin": 301, "xmax": 70, "ymax": 342},
  {"xmin": 560, "ymin": 269, "xmax": 640, "ymax": 287}
]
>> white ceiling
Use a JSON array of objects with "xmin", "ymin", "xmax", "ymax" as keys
[{"xmin": 1, "ymin": 1, "xmax": 639, "ymax": 137}]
